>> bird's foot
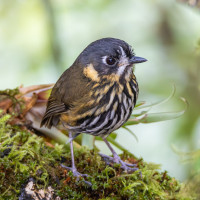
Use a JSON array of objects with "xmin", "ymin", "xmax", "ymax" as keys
[
  {"xmin": 61, "ymin": 164, "xmax": 92, "ymax": 186},
  {"xmin": 99, "ymin": 153, "xmax": 138, "ymax": 173},
  {"xmin": 61, "ymin": 164, "xmax": 89, "ymax": 177}
]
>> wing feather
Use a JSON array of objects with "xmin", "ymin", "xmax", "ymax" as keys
[{"xmin": 40, "ymin": 64, "xmax": 92, "ymax": 128}]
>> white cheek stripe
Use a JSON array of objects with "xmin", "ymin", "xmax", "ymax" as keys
[
  {"xmin": 117, "ymin": 46, "xmax": 130, "ymax": 76},
  {"xmin": 117, "ymin": 65, "xmax": 126, "ymax": 75}
]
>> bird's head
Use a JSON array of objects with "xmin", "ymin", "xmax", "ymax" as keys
[{"xmin": 75, "ymin": 38, "xmax": 147, "ymax": 82}]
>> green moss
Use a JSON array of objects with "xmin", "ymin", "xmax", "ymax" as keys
[{"xmin": 0, "ymin": 112, "xmax": 195, "ymax": 199}]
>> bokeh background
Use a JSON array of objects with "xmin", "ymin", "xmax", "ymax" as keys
[{"xmin": 0, "ymin": 0, "xmax": 200, "ymax": 182}]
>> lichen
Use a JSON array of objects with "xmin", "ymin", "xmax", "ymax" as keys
[{"xmin": 0, "ymin": 111, "xmax": 194, "ymax": 200}]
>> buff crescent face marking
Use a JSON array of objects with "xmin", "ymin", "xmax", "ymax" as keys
[{"xmin": 83, "ymin": 64, "xmax": 100, "ymax": 82}]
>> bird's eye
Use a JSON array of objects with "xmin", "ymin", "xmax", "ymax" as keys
[{"xmin": 105, "ymin": 57, "xmax": 116, "ymax": 65}]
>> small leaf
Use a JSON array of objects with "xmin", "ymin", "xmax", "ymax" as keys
[
  {"xmin": 109, "ymin": 132, "xmax": 117, "ymax": 140},
  {"xmin": 139, "ymin": 112, "xmax": 180, "ymax": 123},
  {"xmin": 124, "ymin": 115, "xmax": 147, "ymax": 126},
  {"xmin": 135, "ymin": 101, "xmax": 145, "ymax": 108},
  {"xmin": 130, "ymin": 110, "xmax": 150, "ymax": 117},
  {"xmin": 126, "ymin": 97, "xmax": 188, "ymax": 125},
  {"xmin": 138, "ymin": 97, "xmax": 188, "ymax": 123},
  {"xmin": 135, "ymin": 84, "xmax": 176, "ymax": 110}
]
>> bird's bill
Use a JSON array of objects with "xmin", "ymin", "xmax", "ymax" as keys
[{"xmin": 129, "ymin": 56, "xmax": 147, "ymax": 64}]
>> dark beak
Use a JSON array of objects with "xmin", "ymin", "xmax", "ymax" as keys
[{"xmin": 129, "ymin": 56, "xmax": 147, "ymax": 64}]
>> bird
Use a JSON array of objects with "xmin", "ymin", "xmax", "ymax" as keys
[{"xmin": 41, "ymin": 38, "xmax": 147, "ymax": 178}]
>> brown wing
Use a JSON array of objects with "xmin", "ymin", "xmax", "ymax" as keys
[{"xmin": 40, "ymin": 64, "xmax": 91, "ymax": 128}]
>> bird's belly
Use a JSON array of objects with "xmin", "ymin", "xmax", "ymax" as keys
[{"xmin": 68, "ymin": 92, "xmax": 135, "ymax": 137}]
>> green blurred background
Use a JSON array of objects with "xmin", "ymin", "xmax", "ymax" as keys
[{"xmin": 0, "ymin": 0, "xmax": 200, "ymax": 182}]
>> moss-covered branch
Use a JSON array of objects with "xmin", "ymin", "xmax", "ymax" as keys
[
  {"xmin": 0, "ymin": 111, "xmax": 195, "ymax": 199},
  {"xmin": 0, "ymin": 87, "xmax": 196, "ymax": 199}
]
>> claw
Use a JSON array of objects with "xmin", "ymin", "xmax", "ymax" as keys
[
  {"xmin": 61, "ymin": 164, "xmax": 92, "ymax": 186},
  {"xmin": 101, "ymin": 137, "xmax": 139, "ymax": 173},
  {"xmin": 61, "ymin": 164, "xmax": 89, "ymax": 178},
  {"xmin": 99, "ymin": 153, "xmax": 138, "ymax": 173}
]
